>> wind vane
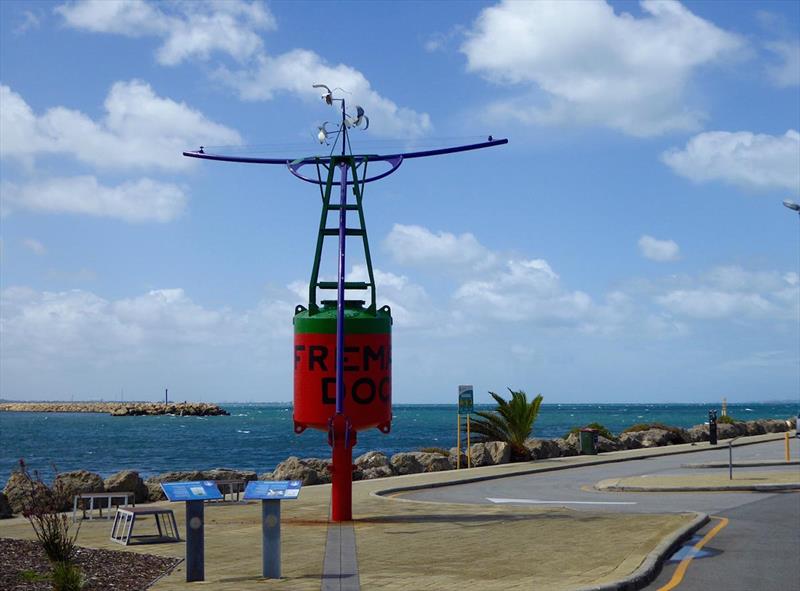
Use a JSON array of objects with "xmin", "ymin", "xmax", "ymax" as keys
[{"xmin": 184, "ymin": 85, "xmax": 507, "ymax": 522}]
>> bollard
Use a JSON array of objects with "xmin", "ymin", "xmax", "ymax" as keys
[
  {"xmin": 185, "ymin": 500, "xmax": 205, "ymax": 582},
  {"xmin": 786, "ymin": 432, "xmax": 791, "ymax": 463},
  {"xmin": 709, "ymin": 410, "xmax": 718, "ymax": 445},
  {"xmin": 262, "ymin": 500, "xmax": 281, "ymax": 578}
]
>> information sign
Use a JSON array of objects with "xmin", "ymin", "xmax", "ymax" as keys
[
  {"xmin": 161, "ymin": 481, "xmax": 223, "ymax": 502},
  {"xmin": 244, "ymin": 480, "xmax": 303, "ymax": 500},
  {"xmin": 458, "ymin": 385, "xmax": 474, "ymax": 415}
]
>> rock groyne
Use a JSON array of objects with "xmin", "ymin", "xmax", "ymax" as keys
[{"xmin": 0, "ymin": 401, "xmax": 229, "ymax": 416}]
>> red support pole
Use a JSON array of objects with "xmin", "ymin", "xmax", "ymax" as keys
[{"xmin": 329, "ymin": 414, "xmax": 354, "ymax": 522}]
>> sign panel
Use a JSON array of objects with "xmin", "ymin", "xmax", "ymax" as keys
[
  {"xmin": 244, "ymin": 480, "xmax": 303, "ymax": 500},
  {"xmin": 161, "ymin": 481, "xmax": 223, "ymax": 502},
  {"xmin": 458, "ymin": 385, "xmax": 474, "ymax": 415}
]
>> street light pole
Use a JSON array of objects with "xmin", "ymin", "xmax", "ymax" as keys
[{"xmin": 783, "ymin": 200, "xmax": 800, "ymax": 416}]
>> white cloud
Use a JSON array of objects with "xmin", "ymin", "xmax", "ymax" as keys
[
  {"xmin": 461, "ymin": 0, "xmax": 743, "ymax": 136},
  {"xmin": 638, "ymin": 235, "xmax": 680, "ymax": 262},
  {"xmin": 2, "ymin": 176, "xmax": 187, "ymax": 223},
  {"xmin": 22, "ymin": 239, "xmax": 47, "ymax": 256},
  {"xmin": 0, "ymin": 285, "xmax": 292, "ymax": 365},
  {"xmin": 216, "ymin": 49, "xmax": 432, "ymax": 138},
  {"xmin": 0, "ymin": 81, "xmax": 240, "ymax": 171},
  {"xmin": 384, "ymin": 224, "xmax": 495, "ymax": 269},
  {"xmin": 655, "ymin": 266, "xmax": 798, "ymax": 320},
  {"xmin": 764, "ymin": 40, "xmax": 800, "ymax": 87},
  {"xmin": 454, "ymin": 258, "xmax": 596, "ymax": 325},
  {"xmin": 56, "ymin": 0, "xmax": 275, "ymax": 66},
  {"xmin": 662, "ymin": 129, "xmax": 800, "ymax": 191},
  {"xmin": 15, "ymin": 9, "xmax": 42, "ymax": 34}
]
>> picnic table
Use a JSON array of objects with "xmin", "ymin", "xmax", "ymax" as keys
[{"xmin": 72, "ymin": 491, "xmax": 134, "ymax": 523}]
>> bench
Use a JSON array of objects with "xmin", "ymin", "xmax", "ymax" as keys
[
  {"xmin": 211, "ymin": 479, "xmax": 246, "ymax": 502},
  {"xmin": 72, "ymin": 492, "xmax": 134, "ymax": 523},
  {"xmin": 110, "ymin": 507, "xmax": 180, "ymax": 546}
]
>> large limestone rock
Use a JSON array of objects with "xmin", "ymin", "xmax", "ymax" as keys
[
  {"xmin": 145, "ymin": 471, "xmax": 206, "ymax": 502},
  {"xmin": 554, "ymin": 437, "xmax": 579, "ymax": 457},
  {"xmin": 355, "ymin": 452, "xmax": 394, "ymax": 480},
  {"xmin": 410, "ymin": 452, "xmax": 451, "ymax": 473},
  {"xmin": 3, "ymin": 471, "xmax": 48, "ymax": 514},
  {"xmin": 686, "ymin": 425, "xmax": 709, "ymax": 443},
  {"xmin": 597, "ymin": 435, "xmax": 624, "ymax": 453},
  {"xmin": 258, "ymin": 472, "xmax": 273, "ymax": 481},
  {"xmin": 469, "ymin": 441, "xmax": 511, "ymax": 467},
  {"xmin": 104, "ymin": 470, "xmax": 148, "ymax": 504},
  {"xmin": 390, "ymin": 452, "xmax": 424, "ymax": 475},
  {"xmin": 448, "ymin": 447, "xmax": 468, "ymax": 468},
  {"xmin": 0, "ymin": 492, "xmax": 13, "ymax": 518},
  {"xmin": 524, "ymin": 438, "xmax": 562, "ymax": 460},
  {"xmin": 301, "ymin": 459, "xmax": 332, "ymax": 484},
  {"xmin": 270, "ymin": 457, "xmax": 327, "ymax": 486},
  {"xmin": 54, "ymin": 470, "xmax": 104, "ymax": 510},
  {"xmin": 202, "ymin": 468, "xmax": 258, "ymax": 483},
  {"xmin": 619, "ymin": 428, "xmax": 684, "ymax": 449}
]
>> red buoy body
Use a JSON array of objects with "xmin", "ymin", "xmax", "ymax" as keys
[{"xmin": 293, "ymin": 302, "xmax": 392, "ymax": 435}]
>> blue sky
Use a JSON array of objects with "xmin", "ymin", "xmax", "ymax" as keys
[{"xmin": 1, "ymin": 0, "xmax": 798, "ymax": 404}]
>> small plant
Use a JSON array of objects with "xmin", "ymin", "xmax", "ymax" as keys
[
  {"xmin": 19, "ymin": 569, "xmax": 51, "ymax": 583},
  {"xmin": 51, "ymin": 561, "xmax": 85, "ymax": 591},
  {"xmin": 16, "ymin": 459, "xmax": 82, "ymax": 564},
  {"xmin": 565, "ymin": 422, "xmax": 617, "ymax": 441},
  {"xmin": 717, "ymin": 415, "xmax": 738, "ymax": 424},
  {"xmin": 470, "ymin": 389, "xmax": 543, "ymax": 459}
]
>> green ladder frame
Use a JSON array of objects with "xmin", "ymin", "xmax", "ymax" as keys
[{"xmin": 307, "ymin": 156, "xmax": 377, "ymax": 315}]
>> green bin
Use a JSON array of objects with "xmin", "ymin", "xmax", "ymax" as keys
[{"xmin": 579, "ymin": 428, "xmax": 598, "ymax": 455}]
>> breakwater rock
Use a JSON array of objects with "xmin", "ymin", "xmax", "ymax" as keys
[{"xmin": 0, "ymin": 401, "xmax": 229, "ymax": 417}]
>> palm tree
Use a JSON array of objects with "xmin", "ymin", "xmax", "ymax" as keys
[{"xmin": 470, "ymin": 388, "xmax": 543, "ymax": 459}]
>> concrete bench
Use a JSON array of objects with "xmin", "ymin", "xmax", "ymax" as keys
[{"xmin": 72, "ymin": 492, "xmax": 134, "ymax": 523}]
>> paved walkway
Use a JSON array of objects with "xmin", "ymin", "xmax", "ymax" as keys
[{"xmin": 0, "ymin": 431, "xmax": 793, "ymax": 590}]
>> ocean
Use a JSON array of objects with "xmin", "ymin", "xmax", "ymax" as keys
[{"xmin": 1, "ymin": 402, "xmax": 797, "ymax": 484}]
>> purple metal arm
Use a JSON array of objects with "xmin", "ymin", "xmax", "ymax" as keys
[{"xmin": 181, "ymin": 138, "xmax": 507, "ymax": 166}]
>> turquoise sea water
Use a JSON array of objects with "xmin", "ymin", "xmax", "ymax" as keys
[{"xmin": 1, "ymin": 402, "xmax": 797, "ymax": 484}]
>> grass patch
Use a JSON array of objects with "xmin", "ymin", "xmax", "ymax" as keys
[
  {"xmin": 20, "ymin": 569, "xmax": 51, "ymax": 583},
  {"xmin": 565, "ymin": 423, "xmax": 617, "ymax": 441}
]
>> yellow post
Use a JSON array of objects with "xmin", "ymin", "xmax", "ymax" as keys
[
  {"xmin": 456, "ymin": 413, "xmax": 461, "ymax": 470},
  {"xmin": 466, "ymin": 415, "xmax": 471, "ymax": 468},
  {"xmin": 786, "ymin": 432, "xmax": 791, "ymax": 463}
]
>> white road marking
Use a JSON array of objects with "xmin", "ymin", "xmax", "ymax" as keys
[{"xmin": 487, "ymin": 497, "xmax": 637, "ymax": 505}]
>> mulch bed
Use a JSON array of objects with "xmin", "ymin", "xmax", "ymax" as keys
[{"xmin": 0, "ymin": 538, "xmax": 181, "ymax": 590}]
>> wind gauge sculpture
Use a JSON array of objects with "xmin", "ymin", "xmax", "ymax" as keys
[{"xmin": 184, "ymin": 85, "xmax": 507, "ymax": 521}]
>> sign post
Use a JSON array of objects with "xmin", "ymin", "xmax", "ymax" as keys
[
  {"xmin": 458, "ymin": 385, "xmax": 474, "ymax": 469},
  {"xmin": 161, "ymin": 481, "xmax": 223, "ymax": 582},
  {"xmin": 243, "ymin": 480, "xmax": 303, "ymax": 579}
]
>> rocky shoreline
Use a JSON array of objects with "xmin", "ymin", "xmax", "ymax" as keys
[
  {"xmin": 0, "ymin": 401, "xmax": 229, "ymax": 417},
  {"xmin": 1, "ymin": 417, "xmax": 795, "ymax": 519}
]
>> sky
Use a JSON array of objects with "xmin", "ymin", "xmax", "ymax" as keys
[{"xmin": 1, "ymin": 0, "xmax": 799, "ymax": 404}]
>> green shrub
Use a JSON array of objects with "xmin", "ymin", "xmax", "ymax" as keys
[
  {"xmin": 622, "ymin": 422, "xmax": 684, "ymax": 435},
  {"xmin": 51, "ymin": 562, "xmax": 84, "ymax": 591},
  {"xmin": 470, "ymin": 389, "xmax": 543, "ymax": 459},
  {"xmin": 565, "ymin": 423, "xmax": 616, "ymax": 441},
  {"xmin": 717, "ymin": 415, "xmax": 738, "ymax": 424},
  {"xmin": 16, "ymin": 460, "xmax": 81, "ymax": 564}
]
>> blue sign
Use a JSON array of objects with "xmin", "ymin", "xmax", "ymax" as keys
[
  {"xmin": 161, "ymin": 481, "xmax": 223, "ymax": 502},
  {"xmin": 244, "ymin": 480, "xmax": 302, "ymax": 500},
  {"xmin": 458, "ymin": 385, "xmax": 474, "ymax": 415}
]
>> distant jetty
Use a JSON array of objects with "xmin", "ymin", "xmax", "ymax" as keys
[{"xmin": 0, "ymin": 401, "xmax": 229, "ymax": 416}]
